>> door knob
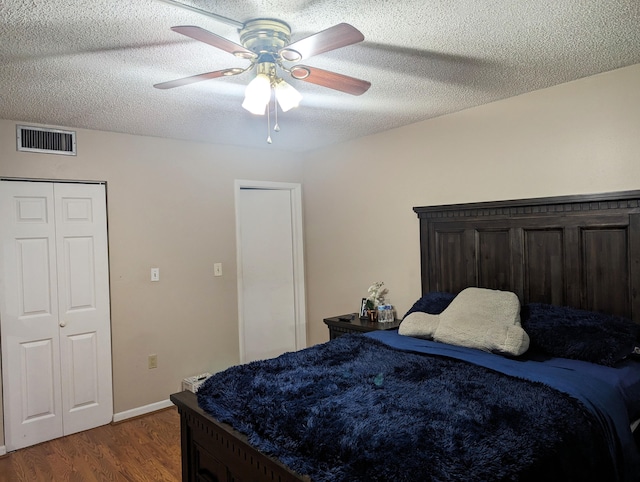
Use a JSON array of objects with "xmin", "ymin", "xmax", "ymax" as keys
[{"xmin": 59, "ymin": 321, "xmax": 66, "ymax": 328}]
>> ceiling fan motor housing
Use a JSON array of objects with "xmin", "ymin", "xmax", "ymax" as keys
[{"xmin": 239, "ymin": 19, "xmax": 293, "ymax": 62}]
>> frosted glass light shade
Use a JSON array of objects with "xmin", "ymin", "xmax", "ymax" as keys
[
  {"xmin": 274, "ymin": 79, "xmax": 302, "ymax": 112},
  {"xmin": 242, "ymin": 73, "xmax": 271, "ymax": 115}
]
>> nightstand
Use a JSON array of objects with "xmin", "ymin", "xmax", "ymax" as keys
[{"xmin": 323, "ymin": 313, "xmax": 402, "ymax": 340}]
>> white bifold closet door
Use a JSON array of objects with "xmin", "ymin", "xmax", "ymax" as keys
[{"xmin": 0, "ymin": 181, "xmax": 113, "ymax": 451}]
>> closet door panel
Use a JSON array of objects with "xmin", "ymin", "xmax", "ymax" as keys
[
  {"xmin": 0, "ymin": 181, "xmax": 63, "ymax": 451},
  {"xmin": 55, "ymin": 182, "xmax": 112, "ymax": 436}
]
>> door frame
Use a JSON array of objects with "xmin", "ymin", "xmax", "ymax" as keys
[{"xmin": 234, "ymin": 180, "xmax": 307, "ymax": 363}]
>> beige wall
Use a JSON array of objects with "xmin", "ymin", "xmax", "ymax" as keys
[
  {"xmin": 302, "ymin": 63, "xmax": 640, "ymax": 346},
  {"xmin": 0, "ymin": 125, "xmax": 302, "ymax": 444},
  {"xmin": 1, "ymin": 62, "xmax": 638, "ymax": 447}
]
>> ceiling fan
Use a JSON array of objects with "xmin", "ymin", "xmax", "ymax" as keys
[
  {"xmin": 154, "ymin": 8, "xmax": 371, "ymax": 142},
  {"xmin": 154, "ymin": 20, "xmax": 371, "ymax": 96}
]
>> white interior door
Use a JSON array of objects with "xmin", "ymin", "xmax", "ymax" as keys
[
  {"xmin": 0, "ymin": 181, "xmax": 113, "ymax": 451},
  {"xmin": 236, "ymin": 182, "xmax": 306, "ymax": 363}
]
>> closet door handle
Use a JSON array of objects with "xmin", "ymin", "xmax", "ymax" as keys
[{"xmin": 59, "ymin": 321, "xmax": 66, "ymax": 328}]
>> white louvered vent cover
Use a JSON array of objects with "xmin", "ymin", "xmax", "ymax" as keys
[{"xmin": 16, "ymin": 125, "xmax": 76, "ymax": 156}]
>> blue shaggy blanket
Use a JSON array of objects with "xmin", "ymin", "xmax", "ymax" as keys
[{"xmin": 197, "ymin": 334, "xmax": 615, "ymax": 482}]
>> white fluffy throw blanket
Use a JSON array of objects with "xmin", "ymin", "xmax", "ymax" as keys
[{"xmin": 399, "ymin": 287, "xmax": 530, "ymax": 356}]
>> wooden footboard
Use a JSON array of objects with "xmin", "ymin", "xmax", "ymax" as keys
[{"xmin": 170, "ymin": 390, "xmax": 308, "ymax": 482}]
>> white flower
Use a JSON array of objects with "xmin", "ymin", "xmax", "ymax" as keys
[{"xmin": 366, "ymin": 281, "xmax": 388, "ymax": 308}]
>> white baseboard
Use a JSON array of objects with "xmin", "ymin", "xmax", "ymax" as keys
[
  {"xmin": 112, "ymin": 398, "xmax": 173, "ymax": 423},
  {"xmin": 0, "ymin": 445, "xmax": 6, "ymax": 456}
]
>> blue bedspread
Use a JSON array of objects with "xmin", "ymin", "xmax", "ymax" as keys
[
  {"xmin": 368, "ymin": 329, "xmax": 640, "ymax": 482},
  {"xmin": 198, "ymin": 331, "xmax": 640, "ymax": 482}
]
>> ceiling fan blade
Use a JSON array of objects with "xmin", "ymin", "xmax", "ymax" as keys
[
  {"xmin": 154, "ymin": 68, "xmax": 242, "ymax": 89},
  {"xmin": 279, "ymin": 23, "xmax": 364, "ymax": 62},
  {"xmin": 290, "ymin": 65, "xmax": 371, "ymax": 95},
  {"xmin": 171, "ymin": 26, "xmax": 256, "ymax": 59}
]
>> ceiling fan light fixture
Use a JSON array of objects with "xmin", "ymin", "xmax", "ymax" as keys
[
  {"xmin": 242, "ymin": 73, "xmax": 271, "ymax": 115},
  {"xmin": 275, "ymin": 79, "xmax": 302, "ymax": 112}
]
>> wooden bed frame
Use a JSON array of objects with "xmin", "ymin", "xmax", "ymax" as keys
[{"xmin": 171, "ymin": 189, "xmax": 640, "ymax": 481}]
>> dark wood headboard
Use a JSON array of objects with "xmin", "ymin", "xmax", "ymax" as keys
[{"xmin": 414, "ymin": 190, "xmax": 640, "ymax": 323}]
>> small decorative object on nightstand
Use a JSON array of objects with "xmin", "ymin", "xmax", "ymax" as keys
[
  {"xmin": 323, "ymin": 313, "xmax": 401, "ymax": 340},
  {"xmin": 377, "ymin": 304, "xmax": 395, "ymax": 323},
  {"xmin": 361, "ymin": 281, "xmax": 389, "ymax": 320}
]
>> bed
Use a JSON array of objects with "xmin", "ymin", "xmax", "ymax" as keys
[{"xmin": 170, "ymin": 190, "xmax": 640, "ymax": 481}]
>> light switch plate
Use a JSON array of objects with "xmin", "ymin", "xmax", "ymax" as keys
[
  {"xmin": 214, "ymin": 263, "xmax": 222, "ymax": 277},
  {"xmin": 151, "ymin": 268, "xmax": 159, "ymax": 281}
]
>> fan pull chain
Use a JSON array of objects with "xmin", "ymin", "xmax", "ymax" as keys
[
  {"xmin": 266, "ymin": 97, "xmax": 273, "ymax": 144},
  {"xmin": 274, "ymin": 101, "xmax": 280, "ymax": 132}
]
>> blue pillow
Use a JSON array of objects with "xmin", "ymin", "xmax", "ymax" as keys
[
  {"xmin": 521, "ymin": 303, "xmax": 640, "ymax": 366},
  {"xmin": 403, "ymin": 291, "xmax": 455, "ymax": 318}
]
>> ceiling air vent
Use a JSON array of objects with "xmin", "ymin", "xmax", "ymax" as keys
[{"xmin": 16, "ymin": 125, "xmax": 77, "ymax": 156}]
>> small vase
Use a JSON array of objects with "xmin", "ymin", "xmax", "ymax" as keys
[{"xmin": 367, "ymin": 309, "xmax": 378, "ymax": 322}]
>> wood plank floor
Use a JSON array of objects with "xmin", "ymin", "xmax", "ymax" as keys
[{"xmin": 0, "ymin": 407, "xmax": 181, "ymax": 482}]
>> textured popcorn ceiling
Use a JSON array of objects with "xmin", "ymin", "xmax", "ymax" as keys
[{"xmin": 1, "ymin": 0, "xmax": 639, "ymax": 152}]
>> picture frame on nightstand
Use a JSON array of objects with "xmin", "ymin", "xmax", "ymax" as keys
[{"xmin": 359, "ymin": 298, "xmax": 368, "ymax": 319}]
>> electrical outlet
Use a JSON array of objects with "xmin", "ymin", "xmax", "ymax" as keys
[{"xmin": 148, "ymin": 354, "xmax": 158, "ymax": 369}]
